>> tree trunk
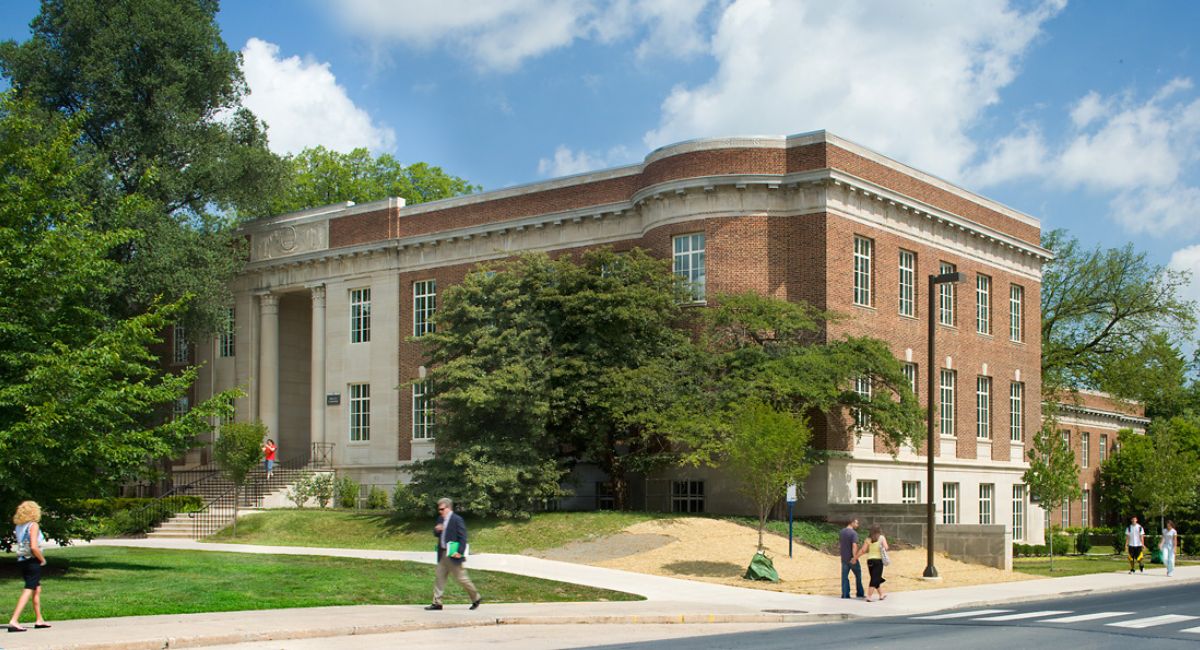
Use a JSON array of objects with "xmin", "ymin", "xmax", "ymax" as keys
[{"xmin": 232, "ymin": 485, "xmax": 239, "ymax": 538}]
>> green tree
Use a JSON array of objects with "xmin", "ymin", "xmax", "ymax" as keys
[
  {"xmin": 676, "ymin": 292, "xmax": 925, "ymax": 465},
  {"xmin": 213, "ymin": 421, "xmax": 266, "ymax": 536},
  {"xmin": 1041, "ymin": 229, "xmax": 1196, "ymax": 399},
  {"xmin": 724, "ymin": 400, "xmax": 814, "ymax": 550},
  {"xmin": 0, "ymin": 95, "xmax": 233, "ymax": 544},
  {"xmin": 267, "ymin": 146, "xmax": 479, "ymax": 214},
  {"xmin": 1023, "ymin": 420, "xmax": 1081, "ymax": 571},
  {"xmin": 0, "ymin": 0, "xmax": 286, "ymax": 332},
  {"xmin": 1096, "ymin": 429, "xmax": 1150, "ymax": 525},
  {"xmin": 1140, "ymin": 417, "xmax": 1200, "ymax": 530}
]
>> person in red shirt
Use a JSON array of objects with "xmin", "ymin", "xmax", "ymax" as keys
[{"xmin": 263, "ymin": 439, "xmax": 277, "ymax": 479}]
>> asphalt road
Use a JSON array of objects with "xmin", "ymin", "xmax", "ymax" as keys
[{"xmin": 583, "ymin": 581, "xmax": 1200, "ymax": 650}]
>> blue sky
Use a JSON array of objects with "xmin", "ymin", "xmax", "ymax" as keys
[{"xmin": 4, "ymin": 1, "xmax": 1200, "ymax": 300}]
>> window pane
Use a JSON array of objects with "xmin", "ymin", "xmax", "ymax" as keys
[
  {"xmin": 413, "ymin": 280, "xmax": 437, "ymax": 337},
  {"xmin": 938, "ymin": 262, "xmax": 956, "ymax": 326},
  {"xmin": 898, "ymin": 250, "xmax": 915, "ymax": 317},
  {"xmin": 976, "ymin": 274, "xmax": 990, "ymax": 334},
  {"xmin": 976, "ymin": 376, "xmax": 991, "ymax": 440},
  {"xmin": 854, "ymin": 236, "xmax": 872, "ymax": 307}
]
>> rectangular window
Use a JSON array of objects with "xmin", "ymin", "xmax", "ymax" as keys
[
  {"xmin": 1061, "ymin": 430, "xmax": 1071, "ymax": 456},
  {"xmin": 412, "ymin": 381, "xmax": 434, "ymax": 440},
  {"xmin": 939, "ymin": 369, "xmax": 956, "ymax": 436},
  {"xmin": 1081, "ymin": 432, "xmax": 1090, "ymax": 469},
  {"xmin": 856, "ymin": 480, "xmax": 877, "ymax": 504},
  {"xmin": 173, "ymin": 323, "xmax": 188, "ymax": 364},
  {"xmin": 349, "ymin": 383, "xmax": 370, "ymax": 442},
  {"xmin": 976, "ymin": 274, "xmax": 991, "ymax": 334},
  {"xmin": 595, "ymin": 482, "xmax": 616, "ymax": 511},
  {"xmin": 1013, "ymin": 485, "xmax": 1026, "ymax": 541},
  {"xmin": 1010, "ymin": 382, "xmax": 1024, "ymax": 442},
  {"xmin": 672, "ymin": 480, "xmax": 705, "ymax": 513},
  {"xmin": 976, "ymin": 376, "xmax": 991, "ymax": 440},
  {"xmin": 1082, "ymin": 489, "xmax": 1090, "ymax": 528},
  {"xmin": 1061, "ymin": 498, "xmax": 1070, "ymax": 528},
  {"xmin": 979, "ymin": 484, "xmax": 994, "ymax": 525},
  {"xmin": 413, "ymin": 280, "xmax": 437, "ymax": 337},
  {"xmin": 902, "ymin": 362, "xmax": 918, "ymax": 398},
  {"xmin": 853, "ymin": 376, "xmax": 872, "ymax": 429},
  {"xmin": 898, "ymin": 249, "xmax": 916, "ymax": 317},
  {"xmin": 942, "ymin": 482, "xmax": 959, "ymax": 524},
  {"xmin": 673, "ymin": 233, "xmax": 706, "ymax": 302},
  {"xmin": 902, "ymin": 481, "xmax": 921, "ymax": 504},
  {"xmin": 1100, "ymin": 434, "xmax": 1108, "ymax": 463},
  {"xmin": 938, "ymin": 262, "xmax": 956, "ymax": 326},
  {"xmin": 1010, "ymin": 285, "xmax": 1024, "ymax": 342},
  {"xmin": 219, "ymin": 308, "xmax": 236, "ymax": 358},
  {"xmin": 350, "ymin": 288, "xmax": 372, "ymax": 343},
  {"xmin": 854, "ymin": 236, "xmax": 873, "ymax": 307},
  {"xmin": 172, "ymin": 396, "xmax": 189, "ymax": 421}
]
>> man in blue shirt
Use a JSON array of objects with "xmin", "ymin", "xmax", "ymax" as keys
[{"xmin": 839, "ymin": 518, "xmax": 865, "ymax": 599}]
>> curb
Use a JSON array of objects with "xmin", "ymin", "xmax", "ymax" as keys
[
  {"xmin": 22, "ymin": 612, "xmax": 853, "ymax": 650},
  {"xmin": 933, "ymin": 572, "xmax": 1200, "ymax": 613}
]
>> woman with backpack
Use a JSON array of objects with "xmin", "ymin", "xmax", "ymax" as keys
[{"xmin": 7, "ymin": 500, "xmax": 49, "ymax": 633}]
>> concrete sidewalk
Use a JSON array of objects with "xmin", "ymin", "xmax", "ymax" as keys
[{"xmin": 4, "ymin": 538, "xmax": 1198, "ymax": 650}]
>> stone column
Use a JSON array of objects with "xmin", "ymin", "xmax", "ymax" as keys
[
  {"xmin": 310, "ymin": 285, "xmax": 327, "ymax": 452},
  {"xmin": 258, "ymin": 292, "xmax": 280, "ymax": 439}
]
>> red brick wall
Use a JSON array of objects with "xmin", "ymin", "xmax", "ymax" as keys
[
  {"xmin": 328, "ymin": 207, "xmax": 397, "ymax": 248},
  {"xmin": 641, "ymin": 148, "xmax": 787, "ymax": 188}
]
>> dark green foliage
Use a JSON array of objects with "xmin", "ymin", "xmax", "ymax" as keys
[
  {"xmin": 410, "ymin": 445, "xmax": 566, "ymax": 520},
  {"xmin": 1075, "ymin": 530, "xmax": 1092, "ymax": 554},
  {"xmin": 267, "ymin": 146, "xmax": 478, "ymax": 214},
  {"xmin": 366, "ymin": 486, "xmax": 389, "ymax": 510},
  {"xmin": 391, "ymin": 482, "xmax": 422, "ymax": 517},
  {"xmin": 214, "ymin": 422, "xmax": 266, "ymax": 489},
  {"xmin": 725, "ymin": 400, "xmax": 813, "ymax": 550},
  {"xmin": 335, "ymin": 476, "xmax": 359, "ymax": 508}
]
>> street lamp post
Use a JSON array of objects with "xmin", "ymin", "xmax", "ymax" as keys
[{"xmin": 925, "ymin": 271, "xmax": 964, "ymax": 579}]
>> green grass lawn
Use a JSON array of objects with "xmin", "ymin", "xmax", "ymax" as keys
[
  {"xmin": 0, "ymin": 546, "xmax": 639, "ymax": 621},
  {"xmin": 719, "ymin": 516, "xmax": 841, "ymax": 552},
  {"xmin": 207, "ymin": 510, "xmax": 668, "ymax": 554},
  {"xmin": 1013, "ymin": 554, "xmax": 1197, "ymax": 577}
]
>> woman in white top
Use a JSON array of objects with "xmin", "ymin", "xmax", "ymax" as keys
[
  {"xmin": 7, "ymin": 500, "xmax": 49, "ymax": 633},
  {"xmin": 1161, "ymin": 520, "xmax": 1180, "ymax": 577}
]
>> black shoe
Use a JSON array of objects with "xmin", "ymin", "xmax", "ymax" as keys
[
  {"xmin": 470, "ymin": 598, "xmax": 482, "ymax": 610},
  {"xmin": 424, "ymin": 604, "xmax": 443, "ymax": 611}
]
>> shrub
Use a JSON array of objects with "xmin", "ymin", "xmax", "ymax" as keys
[
  {"xmin": 1020, "ymin": 543, "xmax": 1033, "ymax": 557},
  {"xmin": 366, "ymin": 486, "xmax": 389, "ymax": 510},
  {"xmin": 309, "ymin": 473, "xmax": 334, "ymax": 508},
  {"xmin": 1184, "ymin": 533, "xmax": 1200, "ymax": 556},
  {"xmin": 1075, "ymin": 530, "xmax": 1092, "ymax": 554},
  {"xmin": 1051, "ymin": 534, "xmax": 1070, "ymax": 556},
  {"xmin": 335, "ymin": 475, "xmax": 359, "ymax": 508},
  {"xmin": 287, "ymin": 476, "xmax": 311, "ymax": 508},
  {"xmin": 1012, "ymin": 543, "xmax": 1020, "ymax": 558},
  {"xmin": 1033, "ymin": 544, "xmax": 1048, "ymax": 556},
  {"xmin": 392, "ymin": 481, "xmax": 423, "ymax": 516}
]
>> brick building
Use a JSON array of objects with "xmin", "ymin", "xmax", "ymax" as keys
[{"xmin": 186, "ymin": 131, "xmax": 1053, "ymax": 543}]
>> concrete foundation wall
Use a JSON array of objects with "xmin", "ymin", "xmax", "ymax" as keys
[{"xmin": 827, "ymin": 503, "xmax": 1011, "ymax": 570}]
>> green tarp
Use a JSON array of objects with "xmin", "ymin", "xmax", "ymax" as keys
[{"xmin": 744, "ymin": 551, "xmax": 780, "ymax": 582}]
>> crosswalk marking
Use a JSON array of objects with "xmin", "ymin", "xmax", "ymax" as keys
[
  {"xmin": 974, "ymin": 610, "xmax": 1071, "ymax": 621},
  {"xmin": 914, "ymin": 609, "xmax": 1013, "ymax": 620},
  {"xmin": 1040, "ymin": 611, "xmax": 1132, "ymax": 623},
  {"xmin": 1179, "ymin": 625, "xmax": 1200, "ymax": 634},
  {"xmin": 1107, "ymin": 614, "xmax": 1199, "ymax": 629}
]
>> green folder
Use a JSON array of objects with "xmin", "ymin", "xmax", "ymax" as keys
[{"xmin": 446, "ymin": 541, "xmax": 460, "ymax": 556}]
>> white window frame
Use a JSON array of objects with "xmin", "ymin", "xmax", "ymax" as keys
[
  {"xmin": 1100, "ymin": 434, "xmax": 1108, "ymax": 463},
  {"xmin": 976, "ymin": 376, "xmax": 991, "ymax": 440},
  {"xmin": 938, "ymin": 262, "xmax": 956, "ymax": 326},
  {"xmin": 976, "ymin": 274, "xmax": 991, "ymax": 334},
  {"xmin": 979, "ymin": 484, "xmax": 994, "ymax": 525},
  {"xmin": 1061, "ymin": 498, "xmax": 1070, "ymax": 529},
  {"xmin": 853, "ymin": 376, "xmax": 872, "ymax": 429},
  {"xmin": 1081, "ymin": 432, "xmax": 1090, "ymax": 469},
  {"xmin": 413, "ymin": 280, "xmax": 436, "ymax": 337},
  {"xmin": 349, "ymin": 383, "xmax": 371, "ymax": 442},
  {"xmin": 902, "ymin": 481, "xmax": 921, "ymax": 504},
  {"xmin": 1010, "ymin": 382, "xmax": 1024, "ymax": 442},
  {"xmin": 942, "ymin": 482, "xmax": 959, "ymax": 524},
  {"xmin": 939, "ymin": 369, "xmax": 956, "ymax": 436},
  {"xmin": 1012, "ymin": 485, "xmax": 1026, "ymax": 541},
  {"xmin": 412, "ymin": 381, "xmax": 434, "ymax": 440},
  {"xmin": 1082, "ymin": 489, "xmax": 1090, "ymax": 528},
  {"xmin": 1010, "ymin": 284, "xmax": 1024, "ymax": 342},
  {"xmin": 673, "ymin": 233, "xmax": 706, "ymax": 302},
  {"xmin": 350, "ymin": 288, "xmax": 372, "ymax": 343},
  {"xmin": 172, "ymin": 396, "xmax": 189, "ymax": 421},
  {"xmin": 173, "ymin": 323, "xmax": 188, "ymax": 364},
  {"xmin": 219, "ymin": 307, "xmax": 235, "ymax": 358},
  {"xmin": 854, "ymin": 236, "xmax": 873, "ymax": 307},
  {"xmin": 672, "ymin": 480, "xmax": 705, "ymax": 513},
  {"xmin": 898, "ymin": 249, "xmax": 916, "ymax": 317},
  {"xmin": 902, "ymin": 362, "xmax": 918, "ymax": 398},
  {"xmin": 855, "ymin": 480, "xmax": 877, "ymax": 504}
]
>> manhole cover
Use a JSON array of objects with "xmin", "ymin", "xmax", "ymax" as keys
[{"xmin": 761, "ymin": 609, "xmax": 808, "ymax": 614}]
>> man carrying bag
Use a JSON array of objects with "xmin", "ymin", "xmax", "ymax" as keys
[{"xmin": 425, "ymin": 497, "xmax": 482, "ymax": 611}]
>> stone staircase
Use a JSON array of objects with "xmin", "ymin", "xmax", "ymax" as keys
[{"xmin": 145, "ymin": 466, "xmax": 314, "ymax": 539}]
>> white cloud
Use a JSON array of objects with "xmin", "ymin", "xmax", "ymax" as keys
[
  {"xmin": 330, "ymin": 0, "xmax": 712, "ymax": 72},
  {"xmin": 239, "ymin": 38, "xmax": 396, "ymax": 154},
  {"xmin": 1069, "ymin": 91, "xmax": 1109, "ymax": 128},
  {"xmin": 1169, "ymin": 244, "xmax": 1200, "ymax": 307},
  {"xmin": 537, "ymin": 144, "xmax": 635, "ymax": 177},
  {"xmin": 1111, "ymin": 185, "xmax": 1200, "ymax": 237},
  {"xmin": 965, "ymin": 126, "xmax": 1049, "ymax": 187},
  {"xmin": 643, "ymin": 0, "xmax": 1066, "ymax": 179}
]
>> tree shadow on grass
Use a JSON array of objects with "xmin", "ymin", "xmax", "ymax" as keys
[
  {"xmin": 0, "ymin": 557, "xmax": 169, "ymax": 581},
  {"xmin": 662, "ymin": 560, "xmax": 744, "ymax": 578}
]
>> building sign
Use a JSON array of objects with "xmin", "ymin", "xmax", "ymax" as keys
[{"xmin": 326, "ymin": 393, "xmax": 341, "ymax": 406}]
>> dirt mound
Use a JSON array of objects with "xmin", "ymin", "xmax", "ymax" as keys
[{"xmin": 568, "ymin": 518, "xmax": 1034, "ymax": 595}]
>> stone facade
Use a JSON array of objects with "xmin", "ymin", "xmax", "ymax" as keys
[
  {"xmin": 827, "ymin": 504, "xmax": 1011, "ymax": 570},
  {"xmin": 188, "ymin": 130, "xmax": 1053, "ymax": 541}
]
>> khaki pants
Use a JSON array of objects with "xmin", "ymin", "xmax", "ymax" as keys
[{"xmin": 433, "ymin": 555, "xmax": 480, "ymax": 605}]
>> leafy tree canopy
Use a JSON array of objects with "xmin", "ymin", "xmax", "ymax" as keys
[
  {"xmin": 1041, "ymin": 229, "xmax": 1196, "ymax": 399},
  {"xmin": 267, "ymin": 146, "xmax": 479, "ymax": 215}
]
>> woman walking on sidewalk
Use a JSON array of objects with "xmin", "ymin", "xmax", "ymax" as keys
[
  {"xmin": 7, "ymin": 501, "xmax": 50, "ymax": 633},
  {"xmin": 859, "ymin": 524, "xmax": 889, "ymax": 602},
  {"xmin": 1161, "ymin": 520, "xmax": 1180, "ymax": 577}
]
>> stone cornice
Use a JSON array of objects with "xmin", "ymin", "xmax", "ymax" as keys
[{"xmin": 1050, "ymin": 402, "xmax": 1151, "ymax": 430}]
